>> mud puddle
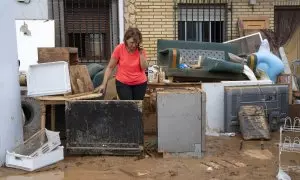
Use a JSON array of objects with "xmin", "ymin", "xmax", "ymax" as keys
[
  {"xmin": 0, "ymin": 133, "xmax": 299, "ymax": 180},
  {"xmin": 0, "ymin": 168, "xmax": 132, "ymax": 180}
]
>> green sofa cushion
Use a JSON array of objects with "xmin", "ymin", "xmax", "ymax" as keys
[{"xmin": 203, "ymin": 57, "xmax": 244, "ymax": 74}]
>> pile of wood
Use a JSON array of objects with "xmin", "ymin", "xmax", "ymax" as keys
[{"xmin": 37, "ymin": 47, "xmax": 95, "ymax": 96}]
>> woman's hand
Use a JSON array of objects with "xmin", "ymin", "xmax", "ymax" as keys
[
  {"xmin": 93, "ymin": 83, "xmax": 106, "ymax": 94},
  {"xmin": 138, "ymin": 43, "xmax": 143, "ymax": 52}
]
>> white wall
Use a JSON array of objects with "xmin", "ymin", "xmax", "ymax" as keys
[
  {"xmin": 14, "ymin": 0, "xmax": 49, "ymax": 20},
  {"xmin": 16, "ymin": 20, "xmax": 55, "ymax": 72},
  {"xmin": 0, "ymin": 0, "xmax": 49, "ymax": 166}
]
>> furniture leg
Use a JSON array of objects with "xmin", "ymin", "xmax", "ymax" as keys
[
  {"xmin": 40, "ymin": 102, "xmax": 46, "ymax": 129},
  {"xmin": 51, "ymin": 105, "xmax": 56, "ymax": 130}
]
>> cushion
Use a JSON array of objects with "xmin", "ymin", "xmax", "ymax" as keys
[{"xmin": 178, "ymin": 49, "xmax": 225, "ymax": 65}]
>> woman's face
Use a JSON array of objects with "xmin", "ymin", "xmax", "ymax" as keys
[{"xmin": 126, "ymin": 37, "xmax": 138, "ymax": 52}]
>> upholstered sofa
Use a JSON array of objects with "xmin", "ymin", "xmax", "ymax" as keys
[{"xmin": 157, "ymin": 39, "xmax": 248, "ymax": 82}]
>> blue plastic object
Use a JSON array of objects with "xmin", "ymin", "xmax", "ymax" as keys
[
  {"xmin": 255, "ymin": 39, "xmax": 284, "ymax": 82},
  {"xmin": 178, "ymin": 63, "xmax": 189, "ymax": 69}
]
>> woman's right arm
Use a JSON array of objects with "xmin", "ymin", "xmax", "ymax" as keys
[
  {"xmin": 94, "ymin": 57, "xmax": 118, "ymax": 93},
  {"xmin": 102, "ymin": 57, "xmax": 118, "ymax": 86}
]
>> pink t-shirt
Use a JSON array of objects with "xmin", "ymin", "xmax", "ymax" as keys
[{"xmin": 111, "ymin": 43, "xmax": 147, "ymax": 85}]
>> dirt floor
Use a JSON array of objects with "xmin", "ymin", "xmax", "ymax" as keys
[{"xmin": 0, "ymin": 133, "xmax": 299, "ymax": 180}]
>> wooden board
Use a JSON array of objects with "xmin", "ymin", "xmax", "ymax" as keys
[
  {"xmin": 38, "ymin": 47, "xmax": 78, "ymax": 65},
  {"xmin": 238, "ymin": 105, "xmax": 270, "ymax": 140},
  {"xmin": 238, "ymin": 16, "xmax": 269, "ymax": 36},
  {"xmin": 104, "ymin": 77, "xmax": 118, "ymax": 100},
  {"xmin": 36, "ymin": 93, "xmax": 103, "ymax": 102},
  {"xmin": 69, "ymin": 65, "xmax": 94, "ymax": 94}
]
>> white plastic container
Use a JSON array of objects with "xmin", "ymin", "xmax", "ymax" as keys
[
  {"xmin": 6, "ymin": 146, "xmax": 64, "ymax": 172},
  {"xmin": 11, "ymin": 129, "xmax": 61, "ymax": 158},
  {"xmin": 27, "ymin": 61, "xmax": 71, "ymax": 97},
  {"xmin": 148, "ymin": 65, "xmax": 159, "ymax": 83}
]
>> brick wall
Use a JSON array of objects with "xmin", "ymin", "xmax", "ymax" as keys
[
  {"xmin": 228, "ymin": 0, "xmax": 300, "ymax": 40},
  {"xmin": 124, "ymin": 0, "xmax": 175, "ymax": 64},
  {"xmin": 124, "ymin": 0, "xmax": 300, "ymax": 65}
]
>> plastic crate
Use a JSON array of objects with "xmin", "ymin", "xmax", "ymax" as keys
[
  {"xmin": 10, "ymin": 129, "xmax": 61, "ymax": 157},
  {"xmin": 6, "ymin": 146, "xmax": 64, "ymax": 172},
  {"xmin": 27, "ymin": 61, "xmax": 71, "ymax": 97}
]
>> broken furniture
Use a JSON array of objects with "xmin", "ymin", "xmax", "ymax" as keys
[
  {"xmin": 224, "ymin": 84, "xmax": 289, "ymax": 133},
  {"xmin": 36, "ymin": 47, "xmax": 94, "ymax": 96},
  {"xmin": 37, "ymin": 47, "xmax": 79, "ymax": 65},
  {"xmin": 36, "ymin": 93, "xmax": 102, "ymax": 131},
  {"xmin": 238, "ymin": 105, "xmax": 270, "ymax": 140},
  {"xmin": 65, "ymin": 100, "xmax": 143, "ymax": 156},
  {"xmin": 279, "ymin": 116, "xmax": 300, "ymax": 173},
  {"xmin": 223, "ymin": 32, "xmax": 263, "ymax": 56},
  {"xmin": 29, "ymin": 48, "xmax": 100, "ymax": 132},
  {"xmin": 156, "ymin": 88, "xmax": 206, "ymax": 157},
  {"xmin": 69, "ymin": 65, "xmax": 94, "ymax": 94},
  {"xmin": 156, "ymin": 39, "xmax": 248, "ymax": 82},
  {"xmin": 202, "ymin": 80, "xmax": 273, "ymax": 134}
]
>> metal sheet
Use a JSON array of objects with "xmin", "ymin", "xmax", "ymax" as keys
[
  {"xmin": 157, "ymin": 89, "xmax": 205, "ymax": 155},
  {"xmin": 65, "ymin": 100, "xmax": 143, "ymax": 156}
]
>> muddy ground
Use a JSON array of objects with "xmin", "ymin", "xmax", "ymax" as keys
[{"xmin": 0, "ymin": 133, "xmax": 299, "ymax": 180}]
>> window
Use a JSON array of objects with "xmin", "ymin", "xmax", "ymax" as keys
[
  {"xmin": 177, "ymin": 4, "xmax": 225, "ymax": 42},
  {"xmin": 68, "ymin": 33, "xmax": 106, "ymax": 61}
]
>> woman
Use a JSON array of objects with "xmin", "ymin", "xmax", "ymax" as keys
[{"xmin": 96, "ymin": 27, "xmax": 148, "ymax": 100}]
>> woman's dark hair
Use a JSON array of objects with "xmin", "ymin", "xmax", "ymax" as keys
[{"xmin": 124, "ymin": 27, "xmax": 142, "ymax": 45}]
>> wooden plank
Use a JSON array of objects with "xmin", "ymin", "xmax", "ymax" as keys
[
  {"xmin": 104, "ymin": 77, "xmax": 118, "ymax": 100},
  {"xmin": 148, "ymin": 82, "xmax": 202, "ymax": 86},
  {"xmin": 37, "ymin": 47, "xmax": 78, "ymax": 65},
  {"xmin": 69, "ymin": 65, "xmax": 94, "ymax": 94},
  {"xmin": 36, "ymin": 93, "xmax": 102, "ymax": 102},
  {"xmin": 238, "ymin": 16, "xmax": 269, "ymax": 36},
  {"xmin": 64, "ymin": 91, "xmax": 101, "ymax": 98}
]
